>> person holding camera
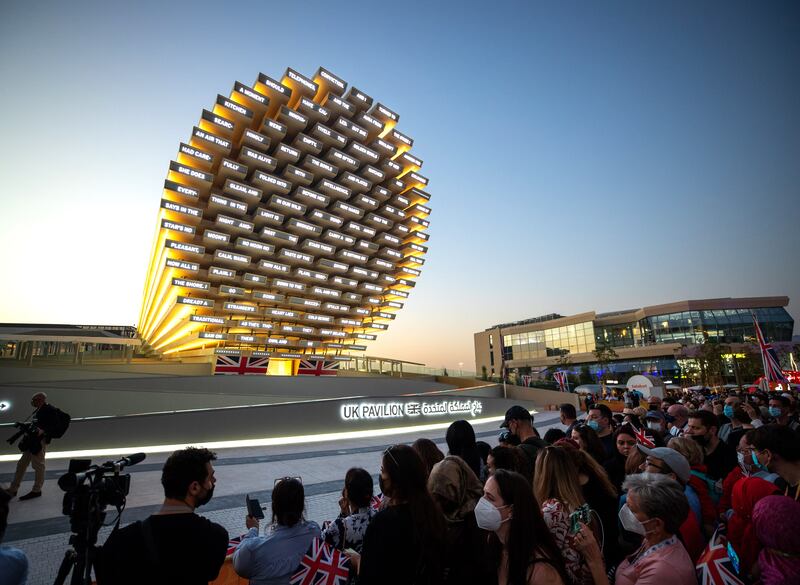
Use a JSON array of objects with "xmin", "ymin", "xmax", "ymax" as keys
[
  {"xmin": 6, "ymin": 392, "xmax": 62, "ymax": 500},
  {"xmin": 96, "ymin": 447, "xmax": 229, "ymax": 585}
]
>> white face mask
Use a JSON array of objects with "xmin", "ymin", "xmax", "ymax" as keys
[
  {"xmin": 618, "ymin": 503, "xmax": 650, "ymax": 536},
  {"xmin": 646, "ymin": 421, "xmax": 662, "ymax": 431},
  {"xmin": 474, "ymin": 496, "xmax": 510, "ymax": 532},
  {"xmin": 736, "ymin": 451, "xmax": 750, "ymax": 475}
]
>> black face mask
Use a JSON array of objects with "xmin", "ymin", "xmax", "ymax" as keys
[
  {"xmin": 378, "ymin": 474, "xmax": 389, "ymax": 497},
  {"xmin": 196, "ymin": 485, "xmax": 214, "ymax": 508},
  {"xmin": 691, "ymin": 434, "xmax": 709, "ymax": 448}
]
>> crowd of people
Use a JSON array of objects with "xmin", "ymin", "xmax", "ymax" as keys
[{"xmin": 3, "ymin": 388, "xmax": 800, "ymax": 585}]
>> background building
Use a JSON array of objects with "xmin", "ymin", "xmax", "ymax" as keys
[{"xmin": 474, "ymin": 296, "xmax": 795, "ymax": 386}]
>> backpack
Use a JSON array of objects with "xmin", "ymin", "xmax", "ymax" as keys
[{"xmin": 49, "ymin": 408, "xmax": 71, "ymax": 439}]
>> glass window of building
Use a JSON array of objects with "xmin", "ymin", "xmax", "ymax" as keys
[{"xmin": 502, "ymin": 322, "xmax": 596, "ymax": 361}]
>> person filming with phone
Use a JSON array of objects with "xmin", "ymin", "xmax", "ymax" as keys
[{"xmin": 233, "ymin": 476, "xmax": 320, "ymax": 584}]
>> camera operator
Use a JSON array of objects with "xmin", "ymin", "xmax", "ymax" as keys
[
  {"xmin": 7, "ymin": 392, "xmax": 60, "ymax": 500},
  {"xmin": 96, "ymin": 447, "xmax": 229, "ymax": 585}
]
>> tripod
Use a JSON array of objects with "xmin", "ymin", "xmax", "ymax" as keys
[{"xmin": 53, "ymin": 486, "xmax": 105, "ymax": 585}]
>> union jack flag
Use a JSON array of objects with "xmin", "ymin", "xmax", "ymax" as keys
[
  {"xmin": 696, "ymin": 528, "xmax": 745, "ymax": 585},
  {"xmin": 226, "ymin": 533, "xmax": 247, "ymax": 556},
  {"xmin": 290, "ymin": 537, "xmax": 350, "ymax": 585},
  {"xmin": 553, "ymin": 371, "xmax": 569, "ymax": 392},
  {"xmin": 633, "ymin": 426, "xmax": 656, "ymax": 448},
  {"xmin": 297, "ymin": 359, "xmax": 340, "ymax": 376},
  {"xmin": 752, "ymin": 313, "xmax": 788, "ymax": 384},
  {"xmin": 214, "ymin": 355, "xmax": 269, "ymax": 375},
  {"xmin": 370, "ymin": 493, "xmax": 384, "ymax": 511}
]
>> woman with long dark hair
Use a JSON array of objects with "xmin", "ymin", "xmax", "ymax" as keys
[
  {"xmin": 571, "ymin": 424, "xmax": 608, "ymax": 465},
  {"xmin": 604, "ymin": 424, "xmax": 638, "ymax": 493},
  {"xmin": 233, "ymin": 477, "xmax": 320, "ymax": 583},
  {"xmin": 412, "ymin": 437, "xmax": 445, "ymax": 479},
  {"xmin": 483, "ymin": 469, "xmax": 569, "ymax": 585},
  {"xmin": 446, "ymin": 419, "xmax": 483, "ymax": 479},
  {"xmin": 565, "ymin": 445, "xmax": 622, "ymax": 568},
  {"xmin": 349, "ymin": 444, "xmax": 446, "ymax": 585}
]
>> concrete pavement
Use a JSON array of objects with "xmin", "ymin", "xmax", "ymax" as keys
[{"xmin": 1, "ymin": 412, "xmax": 563, "ymax": 585}]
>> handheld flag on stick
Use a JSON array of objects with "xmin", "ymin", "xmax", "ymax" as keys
[
  {"xmin": 695, "ymin": 527, "xmax": 745, "ymax": 585},
  {"xmin": 291, "ymin": 538, "xmax": 350, "ymax": 585},
  {"xmin": 634, "ymin": 426, "xmax": 656, "ymax": 449}
]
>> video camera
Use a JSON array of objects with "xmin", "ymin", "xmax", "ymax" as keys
[
  {"xmin": 58, "ymin": 453, "xmax": 145, "ymax": 514},
  {"xmin": 54, "ymin": 453, "xmax": 146, "ymax": 585},
  {"xmin": 6, "ymin": 421, "xmax": 42, "ymax": 454}
]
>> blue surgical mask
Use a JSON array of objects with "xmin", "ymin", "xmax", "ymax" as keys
[
  {"xmin": 751, "ymin": 451, "xmax": 768, "ymax": 472},
  {"xmin": 587, "ymin": 420, "xmax": 600, "ymax": 432},
  {"xmin": 769, "ymin": 406, "xmax": 782, "ymax": 418},
  {"xmin": 723, "ymin": 405, "xmax": 734, "ymax": 418}
]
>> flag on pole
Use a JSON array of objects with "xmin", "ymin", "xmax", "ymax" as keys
[
  {"xmin": 290, "ymin": 537, "xmax": 350, "ymax": 585},
  {"xmin": 553, "ymin": 371, "xmax": 568, "ymax": 392},
  {"xmin": 297, "ymin": 359, "xmax": 340, "ymax": 376},
  {"xmin": 214, "ymin": 355, "xmax": 269, "ymax": 375},
  {"xmin": 752, "ymin": 313, "xmax": 788, "ymax": 385}
]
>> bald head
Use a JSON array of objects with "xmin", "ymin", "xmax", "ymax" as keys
[
  {"xmin": 31, "ymin": 393, "xmax": 47, "ymax": 408},
  {"xmin": 667, "ymin": 404, "xmax": 689, "ymax": 425}
]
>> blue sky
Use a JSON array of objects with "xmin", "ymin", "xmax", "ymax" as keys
[{"xmin": 1, "ymin": 0, "xmax": 798, "ymax": 369}]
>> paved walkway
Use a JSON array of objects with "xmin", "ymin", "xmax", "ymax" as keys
[{"xmin": 2, "ymin": 412, "xmax": 562, "ymax": 585}]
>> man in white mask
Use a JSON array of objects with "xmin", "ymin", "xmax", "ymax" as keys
[{"xmin": 643, "ymin": 411, "xmax": 667, "ymax": 435}]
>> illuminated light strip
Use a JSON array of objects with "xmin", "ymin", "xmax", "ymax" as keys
[
  {"xmin": 0, "ymin": 416, "xmax": 506, "ymax": 461},
  {"xmin": 402, "ymin": 383, "xmax": 504, "ymax": 396}
]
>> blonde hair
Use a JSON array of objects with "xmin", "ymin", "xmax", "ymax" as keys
[
  {"xmin": 534, "ymin": 446, "xmax": 585, "ymax": 513},
  {"xmin": 632, "ymin": 406, "xmax": 648, "ymax": 419},
  {"xmin": 668, "ymin": 436, "xmax": 703, "ymax": 467}
]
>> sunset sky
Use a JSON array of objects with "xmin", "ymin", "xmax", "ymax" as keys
[{"xmin": 1, "ymin": 0, "xmax": 798, "ymax": 370}]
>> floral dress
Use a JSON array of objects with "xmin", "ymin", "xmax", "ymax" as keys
[
  {"xmin": 541, "ymin": 498, "xmax": 593, "ymax": 585},
  {"xmin": 321, "ymin": 506, "xmax": 377, "ymax": 553}
]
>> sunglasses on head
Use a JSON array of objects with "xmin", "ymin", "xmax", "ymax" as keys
[
  {"xmin": 384, "ymin": 445, "xmax": 399, "ymax": 467},
  {"xmin": 274, "ymin": 476, "xmax": 302, "ymax": 488}
]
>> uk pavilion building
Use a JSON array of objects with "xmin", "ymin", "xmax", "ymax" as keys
[{"xmin": 137, "ymin": 68, "xmax": 431, "ymax": 375}]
